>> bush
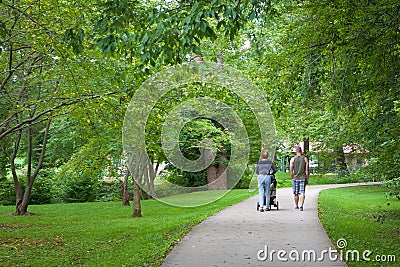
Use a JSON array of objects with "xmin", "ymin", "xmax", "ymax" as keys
[
  {"xmin": 162, "ymin": 168, "xmax": 207, "ymax": 188},
  {"xmin": 0, "ymin": 160, "xmax": 8, "ymax": 182},
  {"xmin": 0, "ymin": 176, "xmax": 126, "ymax": 206},
  {"xmin": 62, "ymin": 172, "xmax": 99, "ymax": 203},
  {"xmin": 61, "ymin": 175, "xmax": 125, "ymax": 203},
  {"xmin": 0, "ymin": 170, "xmax": 56, "ymax": 206},
  {"xmin": 233, "ymin": 167, "xmax": 253, "ymax": 189},
  {"xmin": 384, "ymin": 177, "xmax": 400, "ymax": 200},
  {"xmin": 96, "ymin": 180, "xmax": 123, "ymax": 202},
  {"xmin": 30, "ymin": 172, "xmax": 54, "ymax": 205},
  {"xmin": 0, "ymin": 181, "xmax": 15, "ymax": 206}
]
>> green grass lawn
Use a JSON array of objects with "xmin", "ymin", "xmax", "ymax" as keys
[
  {"xmin": 318, "ymin": 185, "xmax": 399, "ymax": 266},
  {"xmin": 0, "ymin": 189, "xmax": 255, "ymax": 267}
]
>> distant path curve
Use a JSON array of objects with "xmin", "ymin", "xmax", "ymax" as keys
[{"xmin": 161, "ymin": 182, "xmax": 381, "ymax": 267}]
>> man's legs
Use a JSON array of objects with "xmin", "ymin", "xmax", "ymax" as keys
[
  {"xmin": 299, "ymin": 194, "xmax": 305, "ymax": 210},
  {"xmin": 299, "ymin": 180, "xmax": 306, "ymax": 211},
  {"xmin": 294, "ymin": 194, "xmax": 299, "ymax": 209},
  {"xmin": 292, "ymin": 179, "xmax": 300, "ymax": 209}
]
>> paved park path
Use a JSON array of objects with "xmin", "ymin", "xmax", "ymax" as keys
[{"xmin": 161, "ymin": 182, "xmax": 380, "ymax": 267}]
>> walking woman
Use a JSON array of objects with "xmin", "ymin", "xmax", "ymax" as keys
[{"xmin": 255, "ymin": 151, "xmax": 277, "ymax": 212}]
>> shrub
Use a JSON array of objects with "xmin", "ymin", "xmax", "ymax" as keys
[
  {"xmin": 0, "ymin": 181, "xmax": 15, "ymax": 206},
  {"xmin": 62, "ymin": 172, "xmax": 99, "ymax": 203},
  {"xmin": 233, "ymin": 167, "xmax": 253, "ymax": 189},
  {"xmin": 0, "ymin": 155, "xmax": 8, "ymax": 182},
  {"xmin": 30, "ymin": 172, "xmax": 54, "ymax": 205},
  {"xmin": 384, "ymin": 177, "xmax": 400, "ymax": 200},
  {"xmin": 0, "ymin": 169, "xmax": 55, "ymax": 206},
  {"xmin": 96, "ymin": 180, "xmax": 123, "ymax": 202},
  {"xmin": 162, "ymin": 168, "xmax": 207, "ymax": 188}
]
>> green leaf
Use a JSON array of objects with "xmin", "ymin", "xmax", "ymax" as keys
[
  {"xmin": 191, "ymin": 3, "xmax": 199, "ymax": 13},
  {"xmin": 142, "ymin": 33, "xmax": 149, "ymax": 44},
  {"xmin": 200, "ymin": 21, "xmax": 207, "ymax": 33},
  {"xmin": 0, "ymin": 20, "xmax": 7, "ymax": 39},
  {"xmin": 141, "ymin": 52, "xmax": 148, "ymax": 62},
  {"xmin": 156, "ymin": 22, "xmax": 164, "ymax": 36},
  {"xmin": 195, "ymin": 11, "xmax": 203, "ymax": 23}
]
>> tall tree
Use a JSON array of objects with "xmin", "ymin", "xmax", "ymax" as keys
[
  {"xmin": 271, "ymin": 0, "xmax": 400, "ymax": 178},
  {"xmin": 82, "ymin": 0, "xmax": 279, "ymax": 216},
  {"xmin": 0, "ymin": 0, "xmax": 124, "ymax": 214},
  {"xmin": 0, "ymin": 0, "xmax": 65, "ymax": 214}
]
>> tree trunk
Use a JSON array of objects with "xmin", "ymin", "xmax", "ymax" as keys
[
  {"xmin": 205, "ymin": 149, "xmax": 227, "ymax": 190},
  {"xmin": 16, "ymin": 181, "xmax": 34, "ymax": 215},
  {"xmin": 13, "ymin": 118, "xmax": 51, "ymax": 216},
  {"xmin": 132, "ymin": 176, "xmax": 142, "ymax": 218},
  {"xmin": 216, "ymin": 152, "xmax": 227, "ymax": 188},
  {"xmin": 146, "ymin": 157, "xmax": 157, "ymax": 198},
  {"xmin": 140, "ymin": 169, "xmax": 150, "ymax": 200},
  {"xmin": 121, "ymin": 170, "xmax": 130, "ymax": 206},
  {"xmin": 303, "ymin": 138, "xmax": 309, "ymax": 153},
  {"xmin": 130, "ymin": 151, "xmax": 145, "ymax": 218},
  {"xmin": 10, "ymin": 130, "xmax": 23, "ymax": 210}
]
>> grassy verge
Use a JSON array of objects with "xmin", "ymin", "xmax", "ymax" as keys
[
  {"xmin": 0, "ymin": 189, "xmax": 256, "ymax": 267},
  {"xmin": 318, "ymin": 185, "xmax": 399, "ymax": 266},
  {"xmin": 275, "ymin": 172, "xmax": 372, "ymax": 188}
]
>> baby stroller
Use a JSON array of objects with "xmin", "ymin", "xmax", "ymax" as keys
[{"xmin": 257, "ymin": 176, "xmax": 279, "ymax": 210}]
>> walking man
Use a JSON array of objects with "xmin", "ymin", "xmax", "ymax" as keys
[{"xmin": 289, "ymin": 146, "xmax": 309, "ymax": 211}]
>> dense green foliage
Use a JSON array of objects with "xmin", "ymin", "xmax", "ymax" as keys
[
  {"xmin": 319, "ymin": 185, "xmax": 399, "ymax": 266},
  {"xmin": 163, "ymin": 118, "xmax": 230, "ymax": 187},
  {"xmin": 0, "ymin": 174, "xmax": 124, "ymax": 205},
  {"xmin": 269, "ymin": 0, "xmax": 400, "ymax": 180}
]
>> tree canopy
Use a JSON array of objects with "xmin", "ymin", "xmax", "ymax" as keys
[{"xmin": 270, "ymin": 0, "xmax": 400, "ymax": 179}]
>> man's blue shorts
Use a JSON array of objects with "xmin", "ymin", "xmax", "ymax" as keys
[{"xmin": 292, "ymin": 179, "xmax": 306, "ymax": 194}]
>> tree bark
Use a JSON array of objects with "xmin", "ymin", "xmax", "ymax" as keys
[
  {"xmin": 146, "ymin": 157, "xmax": 157, "ymax": 198},
  {"xmin": 121, "ymin": 170, "xmax": 130, "ymax": 206},
  {"xmin": 10, "ymin": 130, "xmax": 23, "ymax": 209},
  {"xmin": 13, "ymin": 118, "xmax": 51, "ymax": 215},
  {"xmin": 205, "ymin": 149, "xmax": 227, "ymax": 190},
  {"xmin": 131, "ymin": 151, "xmax": 145, "ymax": 218},
  {"xmin": 303, "ymin": 138, "xmax": 310, "ymax": 153},
  {"xmin": 132, "ymin": 178, "xmax": 142, "ymax": 218},
  {"xmin": 141, "ymin": 165, "xmax": 150, "ymax": 200}
]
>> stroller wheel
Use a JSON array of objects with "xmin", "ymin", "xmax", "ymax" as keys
[
  {"xmin": 276, "ymin": 201, "xmax": 279, "ymax": 210},
  {"xmin": 257, "ymin": 202, "xmax": 259, "ymax": 211}
]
